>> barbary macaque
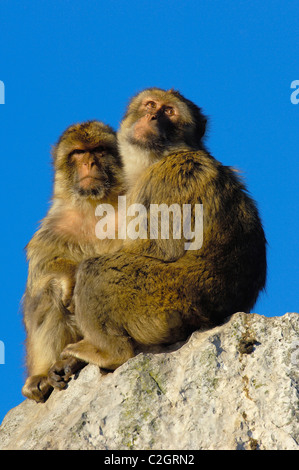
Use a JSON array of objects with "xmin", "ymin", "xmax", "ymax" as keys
[
  {"xmin": 22, "ymin": 121, "xmax": 125, "ymax": 402},
  {"xmin": 49, "ymin": 88, "xmax": 267, "ymax": 385}
]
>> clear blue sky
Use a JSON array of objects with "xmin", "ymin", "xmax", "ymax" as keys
[{"xmin": 0, "ymin": 0, "xmax": 298, "ymax": 422}]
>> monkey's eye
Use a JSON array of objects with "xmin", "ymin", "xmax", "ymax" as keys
[
  {"xmin": 93, "ymin": 146, "xmax": 106, "ymax": 153},
  {"xmin": 69, "ymin": 149, "xmax": 86, "ymax": 158},
  {"xmin": 145, "ymin": 101, "xmax": 157, "ymax": 110},
  {"xmin": 164, "ymin": 107, "xmax": 175, "ymax": 116}
]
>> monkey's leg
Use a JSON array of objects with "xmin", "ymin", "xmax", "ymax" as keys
[
  {"xmin": 60, "ymin": 335, "xmax": 135, "ymax": 371},
  {"xmin": 22, "ymin": 319, "xmax": 56, "ymax": 403},
  {"xmin": 22, "ymin": 293, "xmax": 80, "ymax": 402},
  {"xmin": 60, "ymin": 253, "xmax": 193, "ymax": 372}
]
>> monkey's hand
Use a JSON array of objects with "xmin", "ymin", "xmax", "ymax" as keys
[
  {"xmin": 48, "ymin": 357, "xmax": 86, "ymax": 390},
  {"xmin": 59, "ymin": 276, "xmax": 76, "ymax": 311},
  {"xmin": 46, "ymin": 259, "xmax": 77, "ymax": 310},
  {"xmin": 22, "ymin": 375, "xmax": 53, "ymax": 403}
]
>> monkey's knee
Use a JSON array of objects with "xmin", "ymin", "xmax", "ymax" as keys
[{"xmin": 22, "ymin": 375, "xmax": 53, "ymax": 403}]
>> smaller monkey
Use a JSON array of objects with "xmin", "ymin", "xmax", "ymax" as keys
[{"xmin": 22, "ymin": 121, "xmax": 125, "ymax": 402}]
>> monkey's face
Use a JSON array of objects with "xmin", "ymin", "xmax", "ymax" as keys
[
  {"xmin": 118, "ymin": 88, "xmax": 207, "ymax": 156},
  {"xmin": 130, "ymin": 97, "xmax": 181, "ymax": 150},
  {"xmin": 53, "ymin": 121, "xmax": 123, "ymax": 201},
  {"xmin": 69, "ymin": 145, "xmax": 117, "ymax": 199}
]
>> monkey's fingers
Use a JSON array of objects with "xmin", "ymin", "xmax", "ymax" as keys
[
  {"xmin": 64, "ymin": 357, "xmax": 86, "ymax": 376},
  {"xmin": 22, "ymin": 375, "xmax": 53, "ymax": 403},
  {"xmin": 48, "ymin": 359, "xmax": 71, "ymax": 389},
  {"xmin": 65, "ymin": 297, "xmax": 75, "ymax": 314},
  {"xmin": 48, "ymin": 357, "xmax": 86, "ymax": 390}
]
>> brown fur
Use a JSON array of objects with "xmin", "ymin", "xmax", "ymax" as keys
[
  {"xmin": 55, "ymin": 88, "xmax": 267, "ymax": 375},
  {"xmin": 22, "ymin": 121, "xmax": 125, "ymax": 402}
]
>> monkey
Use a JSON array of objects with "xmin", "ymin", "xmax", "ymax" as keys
[
  {"xmin": 49, "ymin": 88, "xmax": 266, "ymax": 382},
  {"xmin": 22, "ymin": 120, "xmax": 125, "ymax": 402}
]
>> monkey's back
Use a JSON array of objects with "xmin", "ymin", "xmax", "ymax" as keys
[{"xmin": 125, "ymin": 150, "xmax": 267, "ymax": 325}]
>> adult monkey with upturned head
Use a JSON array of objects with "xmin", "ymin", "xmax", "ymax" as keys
[
  {"xmin": 22, "ymin": 121, "xmax": 125, "ymax": 402},
  {"xmin": 54, "ymin": 88, "xmax": 266, "ymax": 376}
]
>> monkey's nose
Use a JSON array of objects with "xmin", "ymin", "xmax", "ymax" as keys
[
  {"xmin": 146, "ymin": 112, "xmax": 158, "ymax": 121},
  {"xmin": 83, "ymin": 161, "xmax": 95, "ymax": 170}
]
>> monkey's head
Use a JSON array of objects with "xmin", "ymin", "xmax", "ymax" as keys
[
  {"xmin": 52, "ymin": 121, "xmax": 124, "ymax": 202},
  {"xmin": 118, "ymin": 88, "xmax": 207, "ymax": 164}
]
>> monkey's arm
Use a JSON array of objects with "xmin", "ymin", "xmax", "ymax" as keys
[
  {"xmin": 122, "ymin": 160, "xmax": 191, "ymax": 262},
  {"xmin": 122, "ymin": 152, "xmax": 205, "ymax": 262},
  {"xmin": 26, "ymin": 250, "xmax": 78, "ymax": 310},
  {"xmin": 44, "ymin": 257, "xmax": 78, "ymax": 308}
]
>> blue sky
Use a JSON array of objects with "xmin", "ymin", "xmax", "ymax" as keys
[{"xmin": 0, "ymin": 0, "xmax": 298, "ymax": 422}]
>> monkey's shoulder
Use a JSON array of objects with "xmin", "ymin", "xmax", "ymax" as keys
[{"xmin": 149, "ymin": 150, "xmax": 236, "ymax": 185}]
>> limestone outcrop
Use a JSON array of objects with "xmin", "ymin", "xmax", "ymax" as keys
[{"xmin": 0, "ymin": 312, "xmax": 298, "ymax": 450}]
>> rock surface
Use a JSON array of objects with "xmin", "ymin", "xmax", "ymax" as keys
[{"xmin": 0, "ymin": 312, "xmax": 299, "ymax": 450}]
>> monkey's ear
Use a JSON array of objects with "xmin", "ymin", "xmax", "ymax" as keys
[{"xmin": 198, "ymin": 116, "xmax": 207, "ymax": 140}]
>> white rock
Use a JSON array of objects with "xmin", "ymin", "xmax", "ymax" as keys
[{"xmin": 0, "ymin": 312, "xmax": 298, "ymax": 450}]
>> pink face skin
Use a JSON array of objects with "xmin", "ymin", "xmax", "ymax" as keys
[
  {"xmin": 133, "ymin": 98, "xmax": 180, "ymax": 142},
  {"xmin": 69, "ymin": 146, "xmax": 106, "ymax": 191}
]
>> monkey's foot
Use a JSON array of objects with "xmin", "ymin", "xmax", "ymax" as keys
[
  {"xmin": 22, "ymin": 375, "xmax": 53, "ymax": 403},
  {"xmin": 61, "ymin": 338, "xmax": 134, "ymax": 370},
  {"xmin": 48, "ymin": 357, "xmax": 86, "ymax": 390}
]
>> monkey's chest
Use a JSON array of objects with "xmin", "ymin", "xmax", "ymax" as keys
[{"xmin": 55, "ymin": 211, "xmax": 99, "ymax": 243}]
